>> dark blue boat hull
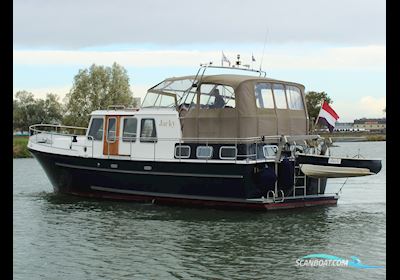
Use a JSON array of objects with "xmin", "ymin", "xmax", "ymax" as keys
[{"xmin": 29, "ymin": 149, "xmax": 337, "ymax": 210}]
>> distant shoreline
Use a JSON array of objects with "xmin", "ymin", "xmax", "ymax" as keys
[
  {"xmin": 13, "ymin": 133, "xmax": 386, "ymax": 159},
  {"xmin": 319, "ymin": 132, "xmax": 386, "ymax": 142},
  {"xmin": 13, "ymin": 136, "xmax": 32, "ymax": 158}
]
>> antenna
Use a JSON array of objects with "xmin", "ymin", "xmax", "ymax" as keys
[{"xmin": 259, "ymin": 27, "xmax": 269, "ymax": 71}]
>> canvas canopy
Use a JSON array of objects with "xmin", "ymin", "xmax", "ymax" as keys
[{"xmin": 143, "ymin": 74, "xmax": 309, "ymax": 139}]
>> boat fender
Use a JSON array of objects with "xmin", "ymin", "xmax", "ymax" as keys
[
  {"xmin": 319, "ymin": 142, "xmax": 328, "ymax": 155},
  {"xmin": 278, "ymin": 158, "xmax": 295, "ymax": 190},
  {"xmin": 254, "ymin": 165, "xmax": 277, "ymax": 189}
]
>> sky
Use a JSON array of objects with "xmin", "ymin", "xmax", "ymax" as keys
[{"xmin": 13, "ymin": 0, "xmax": 386, "ymax": 122}]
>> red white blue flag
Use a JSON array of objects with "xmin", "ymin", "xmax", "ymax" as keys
[{"xmin": 316, "ymin": 101, "xmax": 339, "ymax": 132}]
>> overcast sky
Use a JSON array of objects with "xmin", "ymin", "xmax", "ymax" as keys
[
  {"xmin": 14, "ymin": 0, "xmax": 385, "ymax": 48},
  {"xmin": 13, "ymin": 0, "xmax": 386, "ymax": 121}
]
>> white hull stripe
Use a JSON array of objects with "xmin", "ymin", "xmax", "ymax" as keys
[
  {"xmin": 55, "ymin": 162, "xmax": 244, "ymax": 179},
  {"xmin": 91, "ymin": 186, "xmax": 256, "ymax": 203},
  {"xmin": 90, "ymin": 186, "xmax": 339, "ymax": 203},
  {"xmin": 319, "ymin": 109, "xmax": 338, "ymax": 127}
]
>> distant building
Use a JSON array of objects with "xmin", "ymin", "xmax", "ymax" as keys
[
  {"xmin": 334, "ymin": 122, "xmax": 354, "ymax": 132},
  {"xmin": 13, "ymin": 131, "xmax": 29, "ymax": 136},
  {"xmin": 353, "ymin": 118, "xmax": 386, "ymax": 133}
]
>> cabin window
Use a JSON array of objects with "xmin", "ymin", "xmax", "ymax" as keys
[
  {"xmin": 219, "ymin": 146, "xmax": 237, "ymax": 160},
  {"xmin": 122, "ymin": 118, "xmax": 137, "ymax": 142},
  {"xmin": 196, "ymin": 146, "xmax": 213, "ymax": 159},
  {"xmin": 273, "ymin": 84, "xmax": 288, "ymax": 109},
  {"xmin": 180, "ymin": 91, "xmax": 197, "ymax": 108},
  {"xmin": 255, "ymin": 83, "xmax": 274, "ymax": 109},
  {"xmin": 286, "ymin": 86, "xmax": 304, "ymax": 110},
  {"xmin": 199, "ymin": 84, "xmax": 235, "ymax": 109},
  {"xmin": 87, "ymin": 118, "xmax": 104, "ymax": 141},
  {"xmin": 175, "ymin": 145, "xmax": 191, "ymax": 158},
  {"xmin": 140, "ymin": 118, "xmax": 157, "ymax": 142},
  {"xmin": 263, "ymin": 145, "xmax": 278, "ymax": 159},
  {"xmin": 106, "ymin": 117, "xmax": 117, "ymax": 143}
]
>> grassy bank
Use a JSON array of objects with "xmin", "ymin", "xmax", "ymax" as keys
[
  {"xmin": 319, "ymin": 132, "xmax": 386, "ymax": 142},
  {"xmin": 365, "ymin": 134, "xmax": 386, "ymax": 141},
  {"xmin": 13, "ymin": 136, "xmax": 32, "ymax": 158}
]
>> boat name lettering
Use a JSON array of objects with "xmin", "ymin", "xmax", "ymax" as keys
[
  {"xmin": 158, "ymin": 119, "xmax": 175, "ymax": 128},
  {"xmin": 328, "ymin": 158, "xmax": 341, "ymax": 164}
]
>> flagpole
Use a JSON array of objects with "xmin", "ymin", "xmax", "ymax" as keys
[{"xmin": 314, "ymin": 99, "xmax": 324, "ymax": 132}]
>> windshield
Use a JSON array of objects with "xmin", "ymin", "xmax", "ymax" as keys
[{"xmin": 141, "ymin": 78, "xmax": 197, "ymax": 108}]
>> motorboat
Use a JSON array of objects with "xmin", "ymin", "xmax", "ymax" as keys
[{"xmin": 28, "ymin": 62, "xmax": 382, "ymax": 210}]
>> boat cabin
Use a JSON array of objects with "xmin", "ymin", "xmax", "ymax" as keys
[
  {"xmin": 29, "ymin": 64, "xmax": 314, "ymax": 165},
  {"xmin": 86, "ymin": 108, "xmax": 181, "ymax": 159},
  {"xmin": 142, "ymin": 72, "xmax": 309, "ymax": 139},
  {"xmin": 79, "ymin": 67, "xmax": 310, "ymax": 160}
]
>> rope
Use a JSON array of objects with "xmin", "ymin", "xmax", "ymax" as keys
[{"xmin": 337, "ymin": 177, "xmax": 349, "ymax": 195}]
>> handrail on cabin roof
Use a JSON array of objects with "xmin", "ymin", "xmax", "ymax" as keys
[{"xmin": 198, "ymin": 64, "xmax": 267, "ymax": 78}]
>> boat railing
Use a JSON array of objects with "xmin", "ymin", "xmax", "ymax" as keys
[
  {"xmin": 29, "ymin": 124, "xmax": 95, "ymax": 157},
  {"xmin": 29, "ymin": 124, "xmax": 88, "ymax": 135},
  {"xmin": 29, "ymin": 123, "xmax": 325, "ymax": 163}
]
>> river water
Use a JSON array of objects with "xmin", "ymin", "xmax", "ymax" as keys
[{"xmin": 13, "ymin": 142, "xmax": 386, "ymax": 280}]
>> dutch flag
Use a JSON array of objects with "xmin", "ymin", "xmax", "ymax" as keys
[{"xmin": 316, "ymin": 101, "xmax": 339, "ymax": 132}]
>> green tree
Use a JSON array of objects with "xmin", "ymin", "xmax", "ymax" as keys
[
  {"xmin": 13, "ymin": 91, "xmax": 63, "ymax": 132},
  {"xmin": 305, "ymin": 91, "xmax": 332, "ymax": 127},
  {"xmin": 13, "ymin": 91, "xmax": 41, "ymax": 132},
  {"xmin": 42, "ymin": 93, "xmax": 63, "ymax": 124},
  {"xmin": 63, "ymin": 62, "xmax": 133, "ymax": 127}
]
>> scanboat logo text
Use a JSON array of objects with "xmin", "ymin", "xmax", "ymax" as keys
[{"xmin": 295, "ymin": 254, "xmax": 384, "ymax": 269}]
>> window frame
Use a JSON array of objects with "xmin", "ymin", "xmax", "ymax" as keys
[
  {"xmin": 285, "ymin": 85, "xmax": 304, "ymax": 110},
  {"xmin": 219, "ymin": 146, "xmax": 237, "ymax": 160},
  {"xmin": 263, "ymin": 145, "xmax": 278, "ymax": 160},
  {"xmin": 198, "ymin": 83, "xmax": 235, "ymax": 109},
  {"xmin": 174, "ymin": 145, "xmax": 191, "ymax": 159},
  {"xmin": 196, "ymin": 146, "xmax": 213, "ymax": 159},
  {"xmin": 122, "ymin": 117, "xmax": 138, "ymax": 142},
  {"xmin": 87, "ymin": 117, "xmax": 104, "ymax": 141},
  {"xmin": 272, "ymin": 83, "xmax": 288, "ymax": 109},
  {"xmin": 106, "ymin": 117, "xmax": 117, "ymax": 143},
  {"xmin": 140, "ymin": 118, "xmax": 158, "ymax": 143},
  {"xmin": 255, "ymin": 82, "xmax": 275, "ymax": 109}
]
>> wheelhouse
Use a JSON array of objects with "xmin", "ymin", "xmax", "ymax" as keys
[{"xmin": 141, "ymin": 69, "xmax": 309, "ymax": 139}]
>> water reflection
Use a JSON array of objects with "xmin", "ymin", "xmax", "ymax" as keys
[
  {"xmin": 34, "ymin": 193, "xmax": 385, "ymax": 279},
  {"xmin": 38, "ymin": 193, "xmax": 353, "ymax": 279}
]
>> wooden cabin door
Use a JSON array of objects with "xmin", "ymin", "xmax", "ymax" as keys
[{"xmin": 103, "ymin": 116, "xmax": 120, "ymax": 156}]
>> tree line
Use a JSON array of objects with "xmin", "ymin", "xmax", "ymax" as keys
[
  {"xmin": 13, "ymin": 62, "xmax": 138, "ymax": 132},
  {"xmin": 13, "ymin": 62, "xmax": 332, "ymax": 132}
]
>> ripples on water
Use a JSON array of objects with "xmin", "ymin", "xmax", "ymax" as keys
[{"xmin": 13, "ymin": 142, "xmax": 386, "ymax": 280}]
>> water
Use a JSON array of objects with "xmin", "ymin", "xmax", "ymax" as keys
[{"xmin": 13, "ymin": 142, "xmax": 386, "ymax": 279}]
